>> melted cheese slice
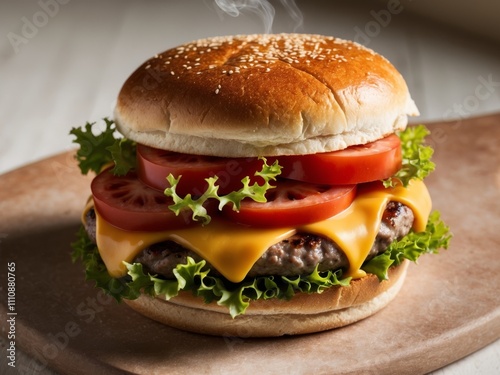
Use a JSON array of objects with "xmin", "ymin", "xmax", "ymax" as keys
[{"xmin": 87, "ymin": 180, "xmax": 431, "ymax": 283}]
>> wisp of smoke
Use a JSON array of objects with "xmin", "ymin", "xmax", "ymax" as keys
[
  {"xmin": 213, "ymin": 0, "xmax": 303, "ymax": 34},
  {"xmin": 279, "ymin": 0, "xmax": 303, "ymax": 32}
]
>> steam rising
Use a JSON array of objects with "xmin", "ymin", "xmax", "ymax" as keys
[{"xmin": 214, "ymin": 0, "xmax": 303, "ymax": 34}]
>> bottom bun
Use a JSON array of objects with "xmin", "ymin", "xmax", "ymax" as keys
[{"xmin": 124, "ymin": 260, "xmax": 409, "ymax": 337}]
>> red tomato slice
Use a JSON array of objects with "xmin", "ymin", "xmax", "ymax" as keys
[
  {"xmin": 137, "ymin": 144, "xmax": 264, "ymax": 196},
  {"xmin": 270, "ymin": 134, "xmax": 402, "ymax": 185},
  {"xmin": 91, "ymin": 168, "xmax": 193, "ymax": 231},
  {"xmin": 223, "ymin": 179, "xmax": 356, "ymax": 227}
]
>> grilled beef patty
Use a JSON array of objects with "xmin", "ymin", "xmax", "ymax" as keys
[{"xmin": 84, "ymin": 201, "xmax": 414, "ymax": 279}]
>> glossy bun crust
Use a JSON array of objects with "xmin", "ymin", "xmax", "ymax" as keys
[
  {"xmin": 124, "ymin": 260, "xmax": 409, "ymax": 337},
  {"xmin": 114, "ymin": 34, "xmax": 418, "ymax": 157}
]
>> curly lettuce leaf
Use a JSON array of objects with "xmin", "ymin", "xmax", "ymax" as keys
[
  {"xmin": 362, "ymin": 211, "xmax": 452, "ymax": 280},
  {"xmin": 361, "ymin": 252, "xmax": 394, "ymax": 281},
  {"xmin": 165, "ymin": 158, "xmax": 282, "ymax": 225},
  {"xmin": 384, "ymin": 125, "xmax": 436, "ymax": 188},
  {"xmin": 123, "ymin": 259, "xmax": 351, "ymax": 318},
  {"xmin": 107, "ymin": 137, "xmax": 136, "ymax": 176},
  {"xmin": 69, "ymin": 118, "xmax": 136, "ymax": 176}
]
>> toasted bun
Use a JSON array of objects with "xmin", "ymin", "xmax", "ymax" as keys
[
  {"xmin": 114, "ymin": 34, "xmax": 419, "ymax": 157},
  {"xmin": 124, "ymin": 260, "xmax": 409, "ymax": 337}
]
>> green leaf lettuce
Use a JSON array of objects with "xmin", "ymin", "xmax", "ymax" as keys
[
  {"xmin": 69, "ymin": 118, "xmax": 136, "ymax": 176},
  {"xmin": 384, "ymin": 125, "xmax": 436, "ymax": 188}
]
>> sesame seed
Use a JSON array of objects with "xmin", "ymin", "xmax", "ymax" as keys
[{"xmin": 149, "ymin": 35, "xmax": 367, "ymax": 82}]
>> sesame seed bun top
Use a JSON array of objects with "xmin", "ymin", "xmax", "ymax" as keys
[{"xmin": 114, "ymin": 34, "xmax": 419, "ymax": 157}]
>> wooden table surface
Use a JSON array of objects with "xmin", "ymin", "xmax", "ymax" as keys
[{"xmin": 1, "ymin": 1, "xmax": 499, "ymax": 374}]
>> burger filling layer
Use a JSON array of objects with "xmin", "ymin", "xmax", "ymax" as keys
[
  {"xmin": 84, "ymin": 201, "xmax": 413, "ymax": 279},
  {"xmin": 82, "ymin": 178, "xmax": 430, "ymax": 284}
]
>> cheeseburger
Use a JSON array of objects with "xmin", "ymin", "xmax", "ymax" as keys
[{"xmin": 70, "ymin": 34, "xmax": 451, "ymax": 337}]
